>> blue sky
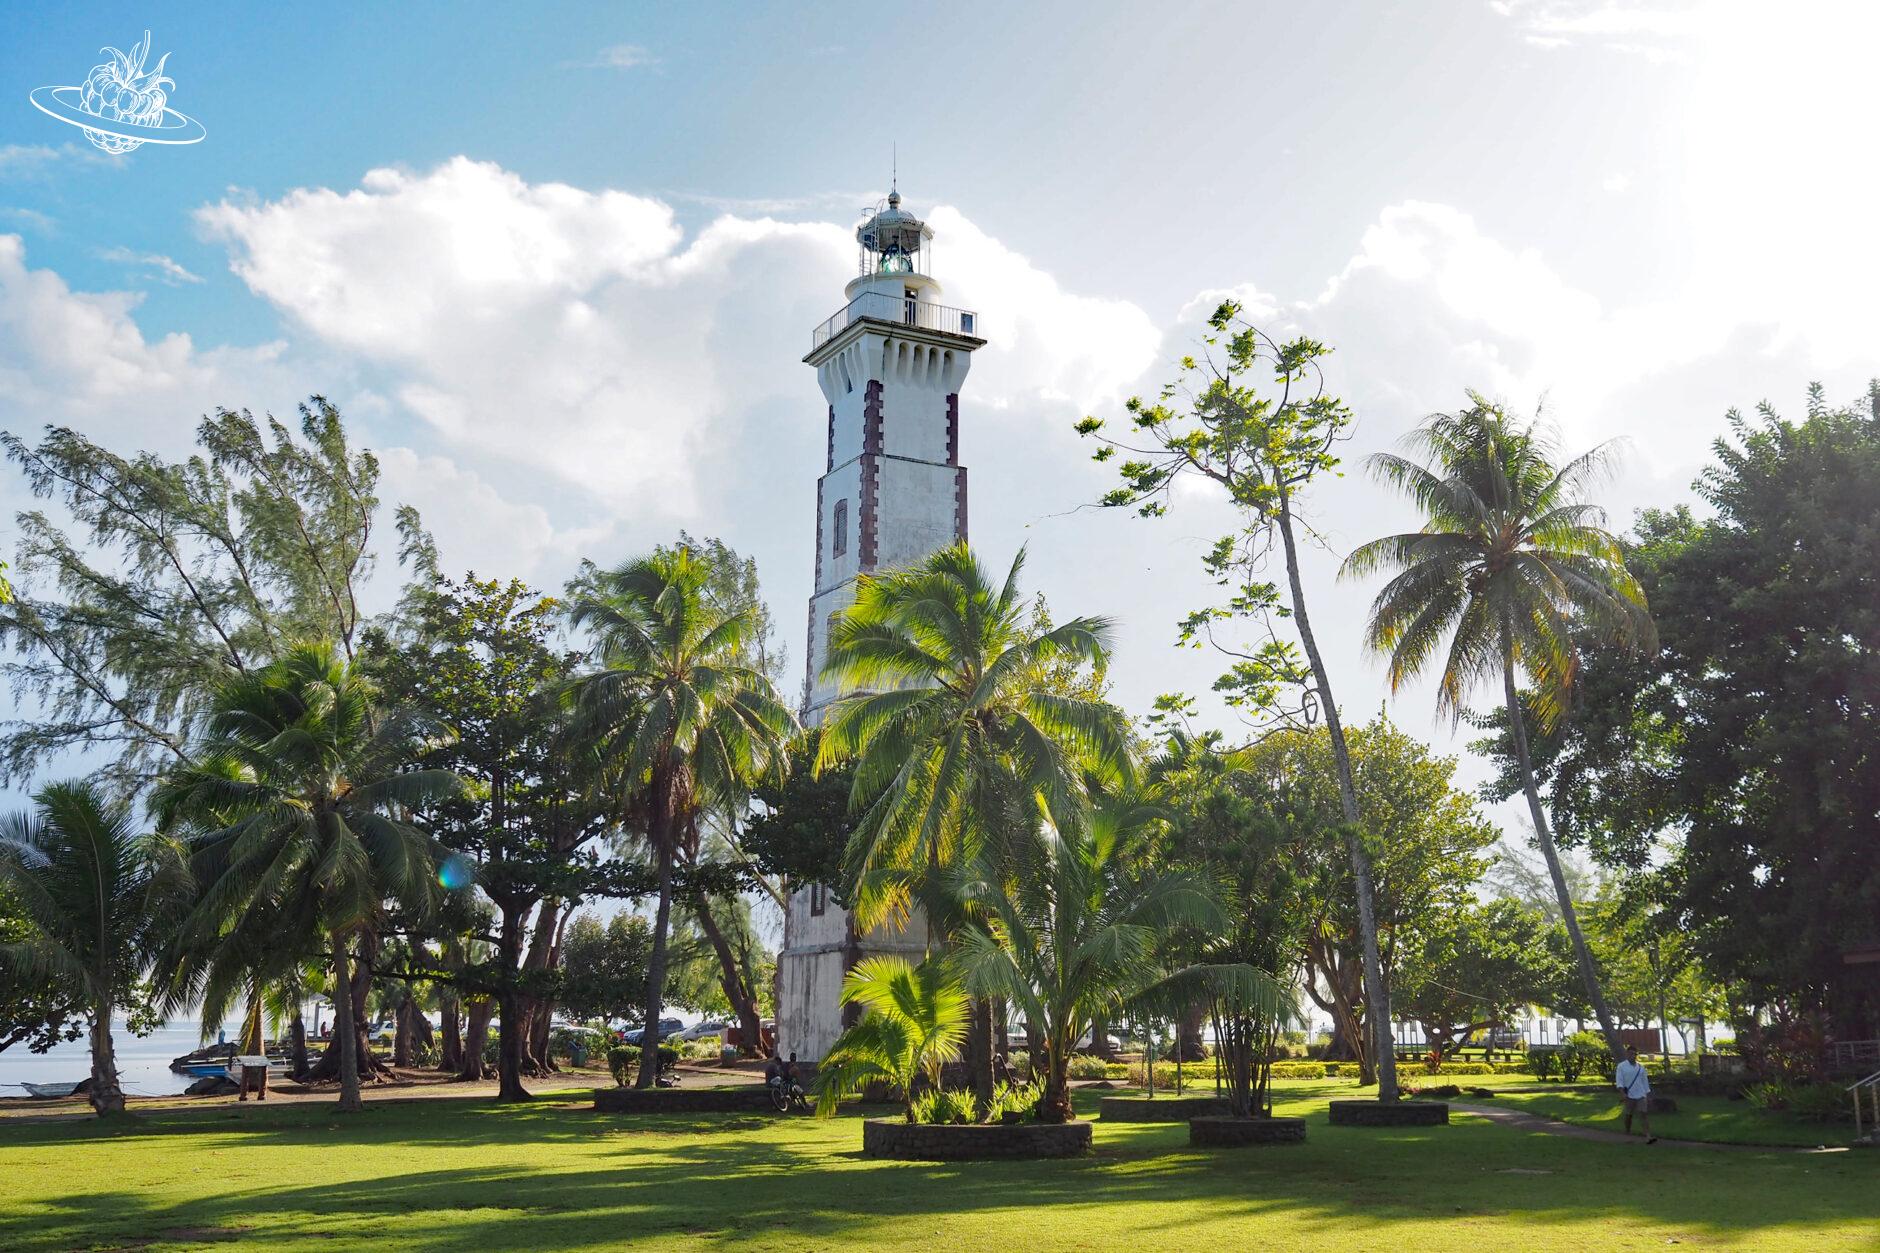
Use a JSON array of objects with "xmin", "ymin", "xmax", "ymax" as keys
[{"xmin": 2, "ymin": 1, "xmax": 1877, "ymax": 829}]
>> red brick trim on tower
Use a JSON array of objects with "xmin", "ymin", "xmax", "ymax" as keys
[
  {"xmin": 953, "ymin": 466, "xmax": 968, "ymax": 542},
  {"xmin": 945, "ymin": 392, "xmax": 959, "ymax": 465},
  {"xmin": 858, "ymin": 456, "xmax": 880, "ymax": 571},
  {"xmin": 813, "ymin": 478, "xmax": 826, "ymax": 587},
  {"xmin": 826, "ymin": 403, "xmax": 836, "ymax": 472},
  {"xmin": 801, "ymin": 599, "xmax": 815, "ymax": 718},
  {"xmin": 862, "ymin": 380, "xmax": 884, "ymax": 456}
]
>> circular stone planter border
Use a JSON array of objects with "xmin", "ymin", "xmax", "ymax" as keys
[
  {"xmin": 1327, "ymin": 1099, "xmax": 1449, "ymax": 1127},
  {"xmin": 1099, "ymin": 1095, "xmax": 1231, "ymax": 1122},
  {"xmin": 1189, "ymin": 1115, "xmax": 1308, "ymax": 1147},
  {"xmin": 861, "ymin": 1117, "xmax": 1093, "ymax": 1161}
]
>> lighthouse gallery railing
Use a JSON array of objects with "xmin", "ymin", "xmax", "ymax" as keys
[{"xmin": 812, "ymin": 293, "xmax": 979, "ymax": 350}]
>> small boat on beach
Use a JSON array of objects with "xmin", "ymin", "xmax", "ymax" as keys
[{"xmin": 15, "ymin": 1080, "xmax": 86, "ymax": 1099}]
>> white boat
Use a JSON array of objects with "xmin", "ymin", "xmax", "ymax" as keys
[{"xmin": 17, "ymin": 1081, "xmax": 84, "ymax": 1099}]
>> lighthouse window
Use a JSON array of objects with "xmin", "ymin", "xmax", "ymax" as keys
[
  {"xmin": 832, "ymin": 499, "xmax": 848, "ymax": 556},
  {"xmin": 809, "ymin": 883, "xmax": 827, "ymax": 917}
]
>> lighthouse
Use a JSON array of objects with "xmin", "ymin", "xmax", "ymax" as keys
[{"xmin": 776, "ymin": 188, "xmax": 986, "ymax": 1060}]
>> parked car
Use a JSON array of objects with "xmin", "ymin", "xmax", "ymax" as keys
[
  {"xmin": 618, "ymin": 1017, "xmax": 685, "ymax": 1046},
  {"xmin": 674, "ymin": 1020, "xmax": 728, "ymax": 1042}
]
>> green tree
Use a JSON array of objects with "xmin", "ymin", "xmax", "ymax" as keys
[
  {"xmin": 0, "ymin": 782, "xmax": 179, "ymax": 1115},
  {"xmin": 742, "ymin": 729, "xmax": 854, "ymax": 906},
  {"xmin": 1152, "ymin": 731, "xmax": 1309, "ymax": 1118},
  {"xmin": 0, "ymin": 401, "xmax": 397, "ymax": 790},
  {"xmin": 1242, "ymin": 718, "xmax": 1497, "ymax": 1079},
  {"xmin": 1395, "ymin": 898, "xmax": 1566, "ymax": 1060},
  {"xmin": 155, "ymin": 642, "xmax": 463, "ymax": 1111},
  {"xmin": 1478, "ymin": 387, "xmax": 1880, "ymax": 1037},
  {"xmin": 954, "ymin": 809, "xmax": 1225, "ymax": 1123},
  {"xmin": 559, "ymin": 912, "xmax": 654, "ymax": 1028},
  {"xmin": 817, "ymin": 543, "xmax": 1131, "ymax": 1107},
  {"xmin": 812, "ymin": 956, "xmax": 969, "ymax": 1122},
  {"xmin": 366, "ymin": 574, "xmax": 620, "ymax": 1101},
  {"xmin": 0, "ymin": 877, "xmax": 85, "ymax": 1057},
  {"xmin": 1344, "ymin": 397, "xmax": 1654, "ymax": 1054},
  {"xmin": 563, "ymin": 547, "xmax": 795, "ymax": 1087},
  {"xmin": 1078, "ymin": 303, "xmax": 1403, "ymax": 1099}
]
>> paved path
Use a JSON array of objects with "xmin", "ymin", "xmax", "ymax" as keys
[{"xmin": 1449, "ymin": 1102, "xmax": 1851, "ymax": 1154}]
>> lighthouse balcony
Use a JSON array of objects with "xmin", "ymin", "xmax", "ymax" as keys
[{"xmin": 812, "ymin": 292, "xmax": 981, "ymax": 350}]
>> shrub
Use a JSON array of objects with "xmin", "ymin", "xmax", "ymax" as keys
[
  {"xmin": 1324, "ymin": 1062, "xmax": 1342, "ymax": 1077},
  {"xmin": 1007, "ymin": 1049, "xmax": 1031, "ymax": 1079},
  {"xmin": 1744, "ymin": 1081, "xmax": 1790, "ymax": 1111},
  {"xmin": 1270, "ymin": 1061, "xmax": 1327, "ymax": 1079},
  {"xmin": 991, "ymin": 1079, "xmax": 1038, "ymax": 1121},
  {"xmin": 1067, "ymin": 1055, "xmax": 1111, "ymax": 1080},
  {"xmin": 1527, "ymin": 1049, "xmax": 1560, "ymax": 1081},
  {"xmin": 1787, "ymin": 1083, "xmax": 1852, "ymax": 1123},
  {"xmin": 1710, "ymin": 1037, "xmax": 1737, "ymax": 1054},
  {"xmin": 680, "ymin": 1037, "xmax": 721, "ymax": 1061},
  {"xmin": 606, "ymin": 1044, "xmax": 676, "ymax": 1085},
  {"xmin": 911, "ymin": 1086, "xmax": 977, "ymax": 1125}
]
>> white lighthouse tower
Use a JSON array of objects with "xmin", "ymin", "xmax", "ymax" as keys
[{"xmin": 776, "ymin": 188, "xmax": 985, "ymax": 1060}]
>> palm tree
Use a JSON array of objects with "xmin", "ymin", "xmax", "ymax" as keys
[
  {"xmin": 952, "ymin": 813, "xmax": 1227, "ymax": 1123},
  {"xmin": 0, "ymin": 782, "xmax": 178, "ymax": 1116},
  {"xmin": 563, "ymin": 548, "xmax": 795, "ymax": 1088},
  {"xmin": 811, "ymin": 955, "xmax": 970, "ymax": 1122},
  {"xmin": 155, "ymin": 642, "xmax": 462, "ymax": 1111},
  {"xmin": 1342, "ymin": 397, "xmax": 1654, "ymax": 1053},
  {"xmin": 817, "ymin": 543, "xmax": 1132, "ymax": 1104}
]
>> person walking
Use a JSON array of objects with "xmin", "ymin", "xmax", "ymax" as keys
[{"xmin": 1615, "ymin": 1045, "xmax": 1657, "ymax": 1143}]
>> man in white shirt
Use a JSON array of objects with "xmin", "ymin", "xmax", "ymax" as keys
[{"xmin": 1614, "ymin": 1045, "xmax": 1657, "ymax": 1143}]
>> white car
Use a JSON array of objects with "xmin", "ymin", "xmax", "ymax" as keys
[{"xmin": 674, "ymin": 1020, "xmax": 728, "ymax": 1042}]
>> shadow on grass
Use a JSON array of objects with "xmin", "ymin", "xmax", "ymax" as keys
[{"xmin": 6, "ymin": 1088, "xmax": 1875, "ymax": 1251}]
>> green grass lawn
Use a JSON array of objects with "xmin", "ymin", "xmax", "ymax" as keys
[
  {"xmin": 1463, "ymin": 1080, "xmax": 1864, "ymax": 1147},
  {"xmin": 2, "ymin": 1080, "xmax": 1873, "ymax": 1251}
]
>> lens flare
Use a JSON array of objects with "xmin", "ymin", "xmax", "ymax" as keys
[{"xmin": 437, "ymin": 852, "xmax": 476, "ymax": 890}]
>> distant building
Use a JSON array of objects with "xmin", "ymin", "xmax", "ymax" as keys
[{"xmin": 775, "ymin": 188, "xmax": 986, "ymax": 1061}]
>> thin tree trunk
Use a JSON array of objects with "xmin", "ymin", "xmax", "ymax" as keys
[
  {"xmin": 241, "ymin": 988, "xmax": 264, "ymax": 1055},
  {"xmin": 518, "ymin": 897, "xmax": 560, "ymax": 1075},
  {"xmin": 694, "ymin": 894, "xmax": 763, "ymax": 1057},
  {"xmin": 1277, "ymin": 496, "xmax": 1399, "ymax": 1101},
  {"xmin": 636, "ymin": 838, "xmax": 677, "ymax": 1089},
  {"xmin": 1501, "ymin": 642, "xmax": 1623, "ymax": 1056},
  {"xmin": 88, "ymin": 999, "xmax": 125, "ymax": 1116},
  {"xmin": 333, "ymin": 933, "xmax": 362, "ymax": 1112}
]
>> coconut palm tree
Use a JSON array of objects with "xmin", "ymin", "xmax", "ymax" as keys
[
  {"xmin": 563, "ymin": 548, "xmax": 795, "ymax": 1088},
  {"xmin": 952, "ymin": 811, "xmax": 1230, "ymax": 1123},
  {"xmin": 816, "ymin": 543, "xmax": 1133, "ymax": 1104},
  {"xmin": 811, "ymin": 955, "xmax": 970, "ymax": 1122},
  {"xmin": 1341, "ymin": 397, "xmax": 1654, "ymax": 1053},
  {"xmin": 155, "ymin": 642, "xmax": 463, "ymax": 1111},
  {"xmin": 0, "ymin": 781, "xmax": 179, "ymax": 1116}
]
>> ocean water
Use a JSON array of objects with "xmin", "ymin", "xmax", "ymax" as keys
[{"xmin": 0, "ymin": 1017, "xmax": 239, "ymax": 1097}]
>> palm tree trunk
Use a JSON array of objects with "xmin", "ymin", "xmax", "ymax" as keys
[
  {"xmin": 969, "ymin": 997, "xmax": 995, "ymax": 1113},
  {"xmin": 332, "ymin": 932, "xmax": 363, "ymax": 1112},
  {"xmin": 1277, "ymin": 495, "xmax": 1400, "ymax": 1101},
  {"xmin": 88, "ymin": 998, "xmax": 125, "ymax": 1116},
  {"xmin": 1040, "ymin": 1034, "xmax": 1074, "ymax": 1123},
  {"xmin": 635, "ymin": 838, "xmax": 677, "ymax": 1089},
  {"xmin": 1500, "ymin": 641, "xmax": 1623, "ymax": 1055}
]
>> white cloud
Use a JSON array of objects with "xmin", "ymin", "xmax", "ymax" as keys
[
  {"xmin": 577, "ymin": 43, "xmax": 658, "ymax": 70},
  {"xmin": 95, "ymin": 246, "xmax": 204, "ymax": 285},
  {"xmin": 194, "ymin": 159, "xmax": 1162, "ymax": 523}
]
